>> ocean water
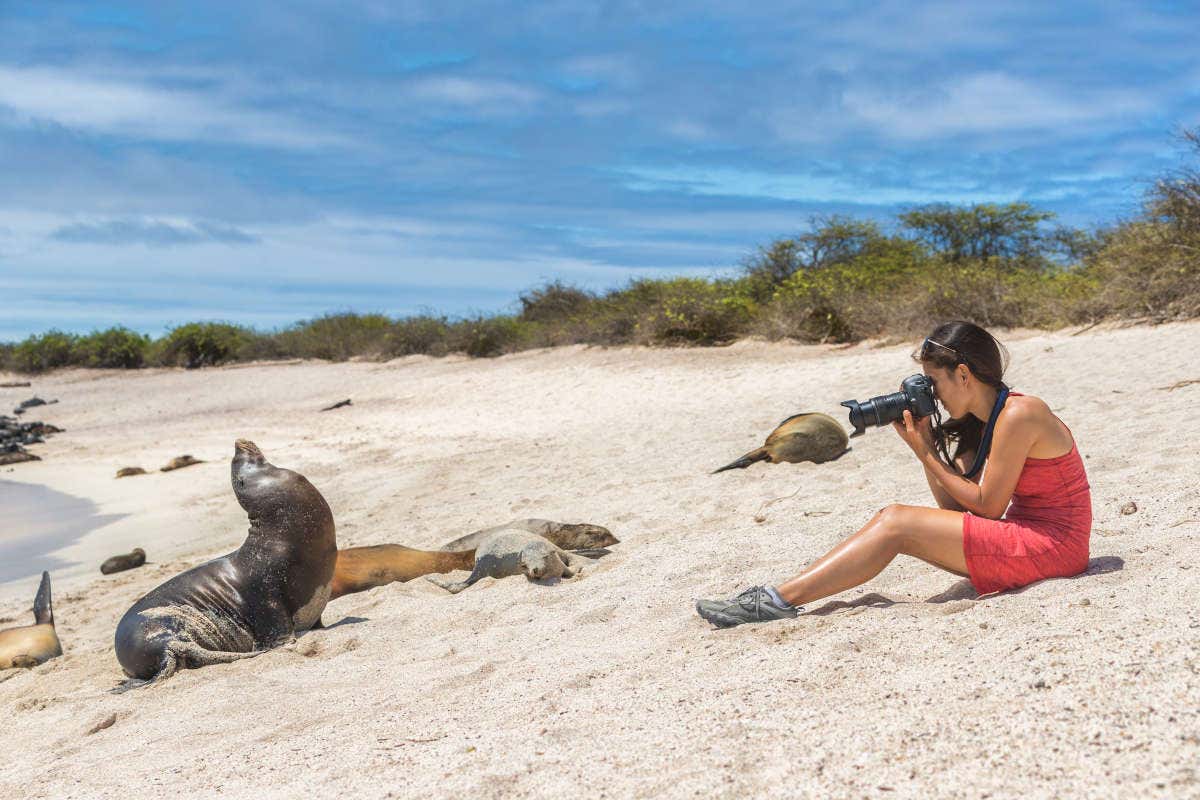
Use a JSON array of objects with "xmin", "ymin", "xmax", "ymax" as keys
[{"xmin": 0, "ymin": 480, "xmax": 124, "ymax": 584}]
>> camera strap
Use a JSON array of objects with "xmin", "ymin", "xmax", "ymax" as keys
[{"xmin": 963, "ymin": 384, "xmax": 1010, "ymax": 479}]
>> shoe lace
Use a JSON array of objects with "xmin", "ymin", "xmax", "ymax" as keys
[{"xmin": 733, "ymin": 586, "xmax": 768, "ymax": 616}]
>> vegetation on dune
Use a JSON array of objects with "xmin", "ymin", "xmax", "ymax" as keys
[{"xmin": 3, "ymin": 130, "xmax": 1198, "ymax": 373}]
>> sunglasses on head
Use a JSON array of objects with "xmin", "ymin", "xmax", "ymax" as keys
[{"xmin": 916, "ymin": 337, "xmax": 965, "ymax": 365}]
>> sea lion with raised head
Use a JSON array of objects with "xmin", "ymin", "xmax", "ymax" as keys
[
  {"xmin": 0, "ymin": 572, "xmax": 62, "ymax": 670},
  {"xmin": 427, "ymin": 528, "xmax": 593, "ymax": 594},
  {"xmin": 438, "ymin": 518, "xmax": 618, "ymax": 553},
  {"xmin": 101, "ymin": 548, "xmax": 146, "ymax": 575},
  {"xmin": 113, "ymin": 440, "xmax": 336, "ymax": 685},
  {"xmin": 713, "ymin": 412, "xmax": 849, "ymax": 473}
]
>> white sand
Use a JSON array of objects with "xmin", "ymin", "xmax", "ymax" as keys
[{"xmin": 0, "ymin": 321, "xmax": 1198, "ymax": 798}]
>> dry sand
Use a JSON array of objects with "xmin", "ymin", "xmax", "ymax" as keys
[{"xmin": 0, "ymin": 321, "xmax": 1198, "ymax": 798}]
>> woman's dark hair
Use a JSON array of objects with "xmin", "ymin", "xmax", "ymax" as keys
[{"xmin": 912, "ymin": 320, "xmax": 1009, "ymax": 467}]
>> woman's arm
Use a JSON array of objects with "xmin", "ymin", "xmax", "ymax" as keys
[
  {"xmin": 896, "ymin": 403, "xmax": 1038, "ymax": 519},
  {"xmin": 922, "ymin": 450, "xmax": 979, "ymax": 510}
]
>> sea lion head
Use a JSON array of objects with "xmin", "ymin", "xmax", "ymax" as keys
[
  {"xmin": 231, "ymin": 440, "xmax": 334, "ymax": 542},
  {"xmin": 520, "ymin": 548, "xmax": 566, "ymax": 581},
  {"xmin": 554, "ymin": 523, "xmax": 619, "ymax": 550}
]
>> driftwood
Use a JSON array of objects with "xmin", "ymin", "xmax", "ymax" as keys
[{"xmin": 320, "ymin": 398, "xmax": 352, "ymax": 412}]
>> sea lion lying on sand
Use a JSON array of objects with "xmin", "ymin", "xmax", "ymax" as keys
[
  {"xmin": 439, "ymin": 518, "xmax": 617, "ymax": 552},
  {"xmin": 160, "ymin": 455, "xmax": 202, "ymax": 472},
  {"xmin": 0, "ymin": 572, "xmax": 62, "ymax": 670},
  {"xmin": 329, "ymin": 519, "xmax": 617, "ymax": 598},
  {"xmin": 114, "ymin": 440, "xmax": 336, "ymax": 685},
  {"xmin": 101, "ymin": 548, "xmax": 146, "ymax": 575},
  {"xmin": 115, "ymin": 467, "xmax": 147, "ymax": 478},
  {"xmin": 713, "ymin": 412, "xmax": 849, "ymax": 473},
  {"xmin": 427, "ymin": 528, "xmax": 593, "ymax": 594}
]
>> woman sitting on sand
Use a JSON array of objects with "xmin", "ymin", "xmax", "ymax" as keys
[{"xmin": 695, "ymin": 320, "xmax": 1092, "ymax": 627}]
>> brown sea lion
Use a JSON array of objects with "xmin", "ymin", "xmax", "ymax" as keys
[
  {"xmin": 113, "ymin": 440, "xmax": 336, "ymax": 685},
  {"xmin": 427, "ymin": 529, "xmax": 592, "ymax": 594},
  {"xmin": 713, "ymin": 412, "xmax": 849, "ymax": 473},
  {"xmin": 101, "ymin": 548, "xmax": 146, "ymax": 575},
  {"xmin": 115, "ymin": 467, "xmax": 147, "ymax": 478},
  {"xmin": 160, "ymin": 455, "xmax": 202, "ymax": 472},
  {"xmin": 438, "ymin": 518, "xmax": 618, "ymax": 553},
  {"xmin": 0, "ymin": 572, "xmax": 63, "ymax": 670},
  {"xmin": 330, "ymin": 546, "xmax": 472, "ymax": 599},
  {"xmin": 326, "ymin": 519, "xmax": 616, "ymax": 599}
]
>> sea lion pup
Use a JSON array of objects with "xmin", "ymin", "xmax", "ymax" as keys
[
  {"xmin": 0, "ymin": 572, "xmax": 62, "ymax": 670},
  {"xmin": 713, "ymin": 412, "xmax": 849, "ymax": 473},
  {"xmin": 101, "ymin": 548, "xmax": 146, "ymax": 575},
  {"xmin": 113, "ymin": 440, "xmax": 336, "ymax": 685},
  {"xmin": 330, "ymin": 546, "xmax": 473, "ymax": 600},
  {"xmin": 438, "ymin": 518, "xmax": 618, "ymax": 553},
  {"xmin": 115, "ymin": 467, "xmax": 147, "ymax": 478},
  {"xmin": 427, "ymin": 528, "xmax": 592, "ymax": 594}
]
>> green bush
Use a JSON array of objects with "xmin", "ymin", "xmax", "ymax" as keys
[
  {"xmin": 275, "ymin": 313, "xmax": 393, "ymax": 361},
  {"xmin": 74, "ymin": 327, "xmax": 151, "ymax": 368},
  {"xmin": 384, "ymin": 316, "xmax": 452, "ymax": 357},
  {"xmin": 11, "ymin": 330, "xmax": 77, "ymax": 373},
  {"xmin": 154, "ymin": 322, "xmax": 254, "ymax": 368},
  {"xmin": 449, "ymin": 316, "xmax": 532, "ymax": 357}
]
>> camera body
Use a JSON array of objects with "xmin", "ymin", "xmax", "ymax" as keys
[{"xmin": 840, "ymin": 374, "xmax": 937, "ymax": 437}]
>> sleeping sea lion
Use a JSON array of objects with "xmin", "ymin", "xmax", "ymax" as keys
[
  {"xmin": 101, "ymin": 548, "xmax": 146, "ymax": 575},
  {"xmin": 426, "ymin": 528, "xmax": 591, "ymax": 594},
  {"xmin": 331, "ymin": 546, "xmax": 472, "ymax": 599},
  {"xmin": 115, "ymin": 467, "xmax": 147, "ymax": 478},
  {"xmin": 713, "ymin": 412, "xmax": 849, "ymax": 473},
  {"xmin": 0, "ymin": 572, "xmax": 62, "ymax": 670},
  {"xmin": 326, "ymin": 519, "xmax": 617, "ymax": 599},
  {"xmin": 160, "ymin": 455, "xmax": 202, "ymax": 472},
  {"xmin": 113, "ymin": 440, "xmax": 336, "ymax": 685},
  {"xmin": 438, "ymin": 518, "xmax": 617, "ymax": 553}
]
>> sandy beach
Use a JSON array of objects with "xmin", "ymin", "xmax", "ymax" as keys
[{"xmin": 1, "ymin": 320, "xmax": 1197, "ymax": 798}]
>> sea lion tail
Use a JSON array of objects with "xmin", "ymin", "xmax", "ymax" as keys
[
  {"xmin": 712, "ymin": 448, "xmax": 770, "ymax": 474},
  {"xmin": 33, "ymin": 571, "xmax": 53, "ymax": 626}
]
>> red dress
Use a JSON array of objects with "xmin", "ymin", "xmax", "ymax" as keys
[{"xmin": 961, "ymin": 406, "xmax": 1092, "ymax": 594}]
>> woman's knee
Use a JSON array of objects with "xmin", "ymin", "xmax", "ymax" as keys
[{"xmin": 872, "ymin": 504, "xmax": 912, "ymax": 544}]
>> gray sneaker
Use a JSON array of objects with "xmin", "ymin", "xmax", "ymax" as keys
[{"xmin": 695, "ymin": 585, "xmax": 799, "ymax": 628}]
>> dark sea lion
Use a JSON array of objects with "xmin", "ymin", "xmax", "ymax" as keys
[
  {"xmin": 101, "ymin": 548, "xmax": 146, "ymax": 575},
  {"xmin": 330, "ymin": 545, "xmax": 472, "ymax": 599},
  {"xmin": 115, "ymin": 467, "xmax": 147, "ymax": 478},
  {"xmin": 160, "ymin": 455, "xmax": 202, "ymax": 472},
  {"xmin": 713, "ymin": 412, "xmax": 849, "ymax": 473},
  {"xmin": 438, "ymin": 518, "xmax": 618, "ymax": 553},
  {"xmin": 427, "ymin": 529, "xmax": 592, "ymax": 594},
  {"xmin": 0, "ymin": 572, "xmax": 62, "ymax": 670},
  {"xmin": 113, "ymin": 440, "xmax": 336, "ymax": 685}
]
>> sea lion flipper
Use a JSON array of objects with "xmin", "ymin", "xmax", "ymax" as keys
[
  {"xmin": 33, "ymin": 571, "xmax": 53, "ymax": 626},
  {"xmin": 425, "ymin": 574, "xmax": 470, "ymax": 594},
  {"xmin": 712, "ymin": 447, "xmax": 770, "ymax": 474}
]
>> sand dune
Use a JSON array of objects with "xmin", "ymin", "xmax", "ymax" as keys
[{"xmin": 1, "ymin": 320, "xmax": 1198, "ymax": 798}]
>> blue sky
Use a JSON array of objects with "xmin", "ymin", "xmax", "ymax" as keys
[{"xmin": 1, "ymin": 1, "xmax": 1197, "ymax": 340}]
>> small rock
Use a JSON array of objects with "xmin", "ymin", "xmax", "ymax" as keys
[
  {"xmin": 1032, "ymin": 679, "xmax": 1050, "ymax": 690},
  {"xmin": 1119, "ymin": 501, "xmax": 1138, "ymax": 515},
  {"xmin": 1079, "ymin": 598, "xmax": 1091, "ymax": 607}
]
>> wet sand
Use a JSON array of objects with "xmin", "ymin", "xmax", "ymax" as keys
[{"xmin": 0, "ymin": 320, "xmax": 1198, "ymax": 798}]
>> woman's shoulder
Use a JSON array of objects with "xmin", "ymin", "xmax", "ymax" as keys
[{"xmin": 1004, "ymin": 392, "xmax": 1051, "ymax": 420}]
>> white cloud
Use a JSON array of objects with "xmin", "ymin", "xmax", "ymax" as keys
[
  {"xmin": 843, "ymin": 72, "xmax": 1151, "ymax": 140},
  {"xmin": 0, "ymin": 66, "xmax": 351, "ymax": 150}
]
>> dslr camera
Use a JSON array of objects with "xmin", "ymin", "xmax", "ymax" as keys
[{"xmin": 841, "ymin": 374, "xmax": 936, "ymax": 437}]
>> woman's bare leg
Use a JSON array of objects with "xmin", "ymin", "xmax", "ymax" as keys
[{"xmin": 775, "ymin": 504, "xmax": 969, "ymax": 607}]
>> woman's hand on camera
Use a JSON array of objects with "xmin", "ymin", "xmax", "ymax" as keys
[{"xmin": 892, "ymin": 410, "xmax": 934, "ymax": 457}]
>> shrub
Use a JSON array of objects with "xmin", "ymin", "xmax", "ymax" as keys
[
  {"xmin": 10, "ymin": 330, "xmax": 77, "ymax": 373},
  {"xmin": 275, "ymin": 313, "xmax": 393, "ymax": 361},
  {"xmin": 154, "ymin": 322, "xmax": 254, "ymax": 368},
  {"xmin": 74, "ymin": 327, "xmax": 151, "ymax": 368},
  {"xmin": 449, "ymin": 316, "xmax": 532, "ymax": 357},
  {"xmin": 384, "ymin": 316, "xmax": 452, "ymax": 357}
]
